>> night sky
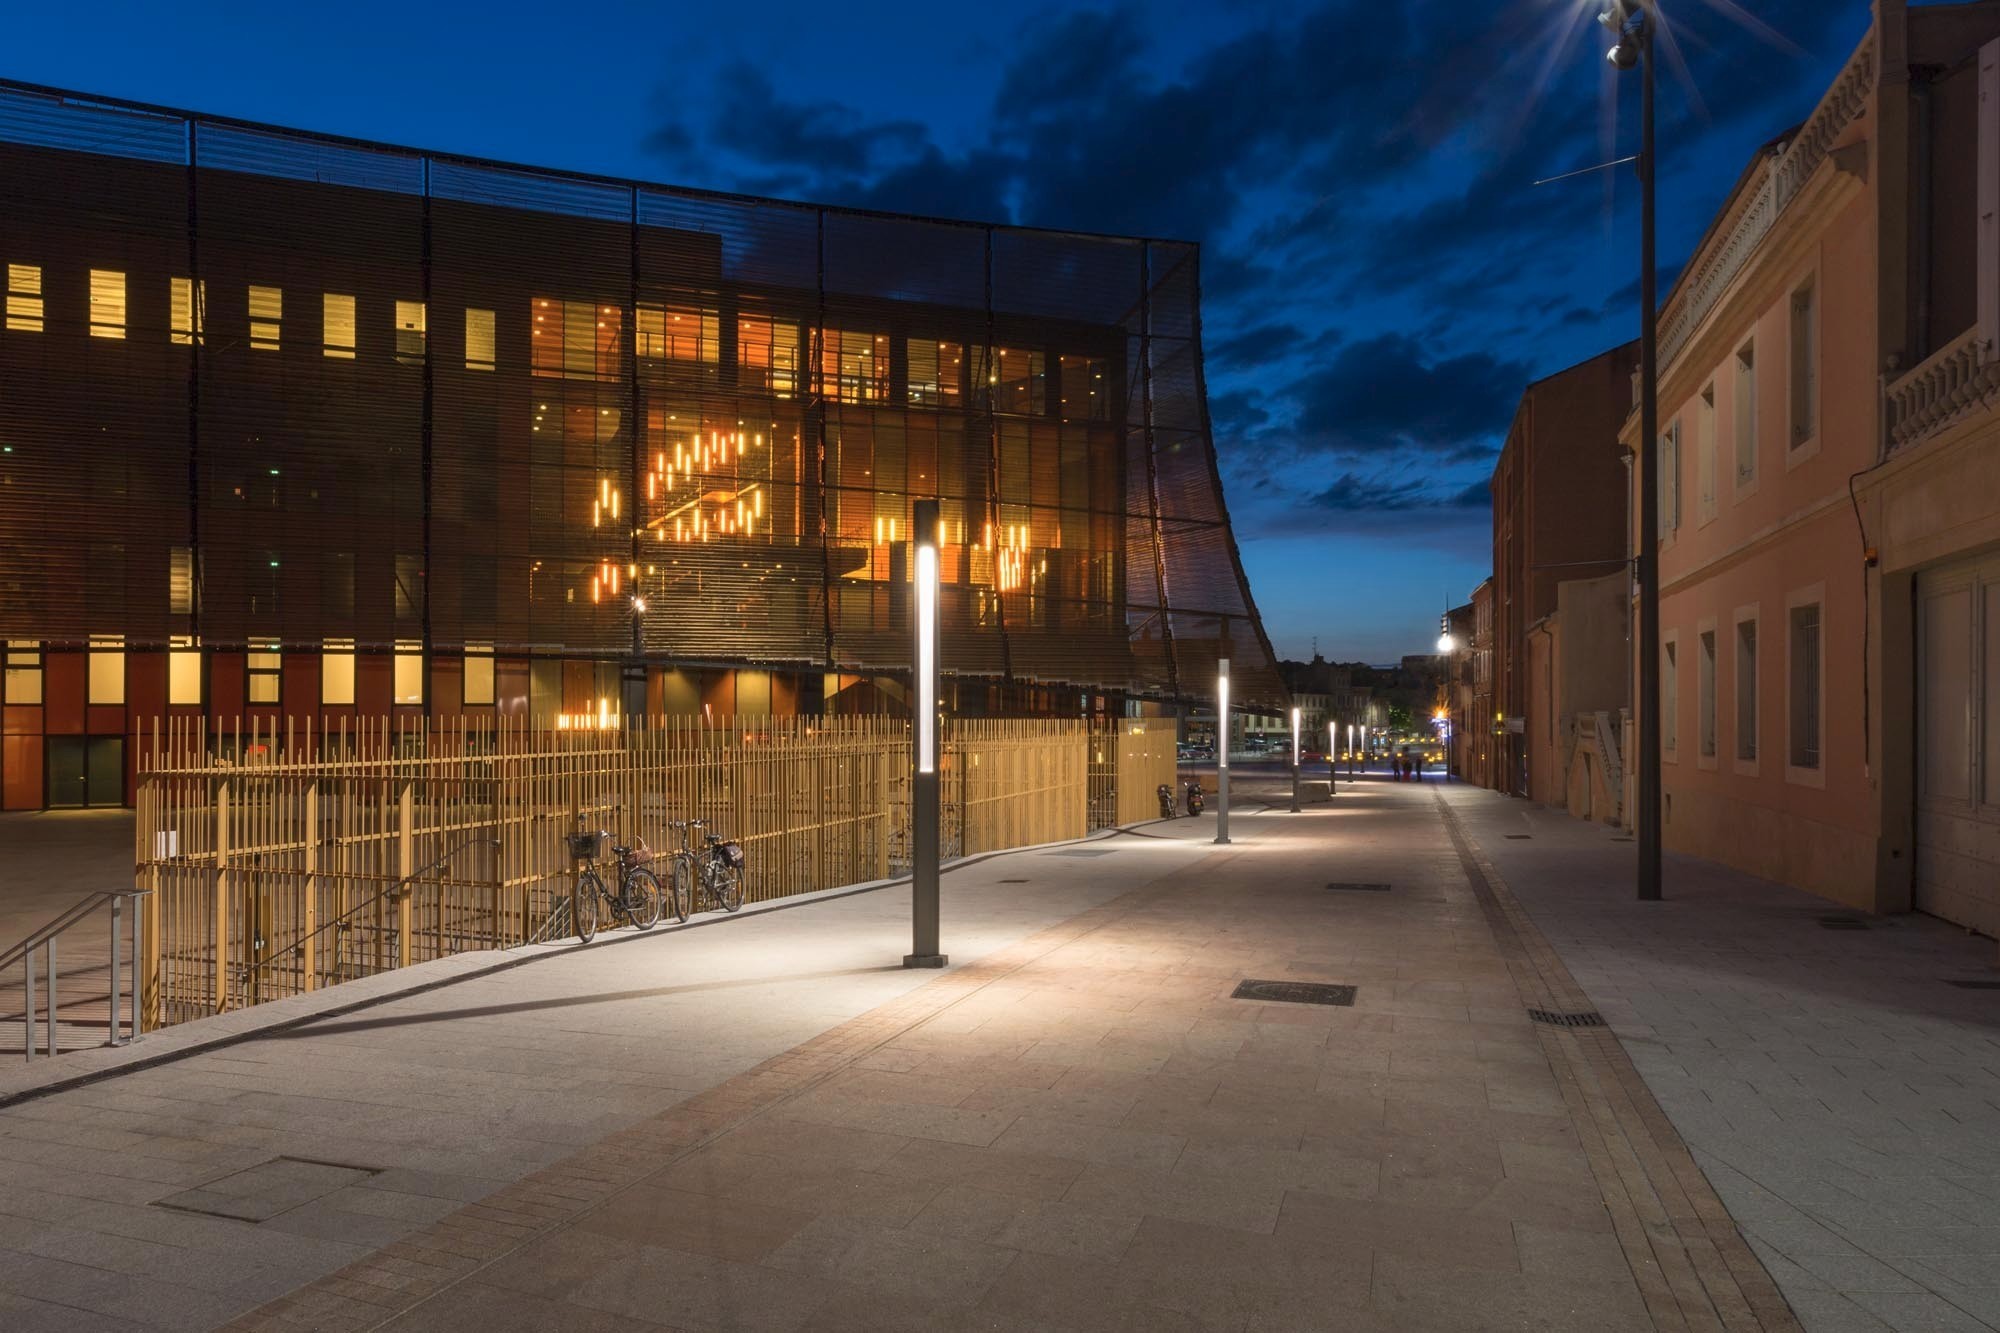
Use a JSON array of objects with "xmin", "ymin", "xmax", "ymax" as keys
[{"xmin": 9, "ymin": 0, "xmax": 1871, "ymax": 663}]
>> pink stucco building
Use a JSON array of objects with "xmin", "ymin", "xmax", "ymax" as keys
[{"xmin": 1630, "ymin": 0, "xmax": 2000, "ymax": 933}]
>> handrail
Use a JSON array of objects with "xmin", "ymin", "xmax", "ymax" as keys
[
  {"xmin": 5, "ymin": 888, "xmax": 151, "ymax": 1062},
  {"xmin": 229, "ymin": 835, "xmax": 499, "ymax": 989}
]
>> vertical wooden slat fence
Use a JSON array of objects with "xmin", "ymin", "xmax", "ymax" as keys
[{"xmin": 133, "ymin": 713, "xmax": 1180, "ymax": 1031}]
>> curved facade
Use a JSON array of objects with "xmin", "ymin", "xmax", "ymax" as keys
[{"xmin": 0, "ymin": 82, "xmax": 1283, "ymax": 808}]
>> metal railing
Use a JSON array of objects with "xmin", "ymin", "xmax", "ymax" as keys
[
  {"xmin": 3, "ymin": 890, "xmax": 149, "ymax": 1061},
  {"xmin": 228, "ymin": 837, "xmax": 499, "ymax": 1007}
]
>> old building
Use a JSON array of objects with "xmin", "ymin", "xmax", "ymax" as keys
[
  {"xmin": 1489, "ymin": 342, "xmax": 1640, "ymax": 797},
  {"xmin": 1631, "ymin": 0, "xmax": 2000, "ymax": 929},
  {"xmin": 0, "ymin": 83, "xmax": 1283, "ymax": 809}
]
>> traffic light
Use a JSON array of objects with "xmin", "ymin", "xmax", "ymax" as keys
[{"xmin": 1600, "ymin": 0, "xmax": 1648, "ymax": 69}]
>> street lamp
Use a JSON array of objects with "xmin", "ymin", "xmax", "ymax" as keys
[
  {"xmin": 1289, "ymin": 705, "xmax": 1302, "ymax": 813},
  {"xmin": 1328, "ymin": 720, "xmax": 1338, "ymax": 795},
  {"xmin": 1215, "ymin": 658, "xmax": 1231, "ymax": 845},
  {"xmin": 904, "ymin": 499, "xmax": 947, "ymax": 967},
  {"xmin": 1602, "ymin": 0, "xmax": 1663, "ymax": 902}
]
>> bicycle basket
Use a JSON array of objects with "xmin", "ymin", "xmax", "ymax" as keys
[
  {"xmin": 629, "ymin": 839, "xmax": 654, "ymax": 865},
  {"xmin": 566, "ymin": 830, "xmax": 605, "ymax": 861},
  {"xmin": 719, "ymin": 841, "xmax": 745, "ymax": 868}
]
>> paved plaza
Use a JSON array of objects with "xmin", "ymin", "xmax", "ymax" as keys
[{"xmin": 0, "ymin": 778, "xmax": 1993, "ymax": 1330}]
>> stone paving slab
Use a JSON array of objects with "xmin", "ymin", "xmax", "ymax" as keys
[
  {"xmin": 1442, "ymin": 783, "xmax": 2000, "ymax": 1333},
  {"xmin": 179, "ymin": 780, "xmax": 1793, "ymax": 1331}
]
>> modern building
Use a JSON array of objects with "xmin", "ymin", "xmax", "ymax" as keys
[
  {"xmin": 1488, "ymin": 342, "xmax": 1640, "ymax": 798},
  {"xmin": 1443, "ymin": 600, "xmax": 1475, "ymax": 779},
  {"xmin": 1468, "ymin": 578, "xmax": 1497, "ymax": 788},
  {"xmin": 0, "ymin": 82, "xmax": 1284, "ymax": 810},
  {"xmin": 1631, "ymin": 0, "xmax": 2000, "ymax": 929}
]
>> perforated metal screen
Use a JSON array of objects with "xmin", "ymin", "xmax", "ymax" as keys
[{"xmin": 0, "ymin": 81, "xmax": 1285, "ymax": 710}]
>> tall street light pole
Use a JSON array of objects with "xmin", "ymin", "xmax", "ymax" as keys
[
  {"xmin": 1215, "ymin": 659, "xmax": 1231, "ymax": 845},
  {"xmin": 1605, "ymin": 0, "xmax": 1663, "ymax": 902}
]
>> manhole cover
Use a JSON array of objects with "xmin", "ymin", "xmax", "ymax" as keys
[
  {"xmin": 1326, "ymin": 882, "xmax": 1392, "ymax": 892},
  {"xmin": 1819, "ymin": 917, "xmax": 1868, "ymax": 931},
  {"xmin": 1528, "ymin": 1008, "xmax": 1606, "ymax": 1028},
  {"xmin": 155, "ymin": 1156, "xmax": 379, "ymax": 1222},
  {"xmin": 1047, "ymin": 848, "xmax": 1114, "ymax": 858},
  {"xmin": 1945, "ymin": 979, "xmax": 2000, "ymax": 990},
  {"xmin": 1231, "ymin": 979, "xmax": 1356, "ymax": 1006}
]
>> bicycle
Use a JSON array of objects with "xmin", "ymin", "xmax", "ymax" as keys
[
  {"xmin": 664, "ymin": 819, "xmax": 745, "ymax": 915},
  {"xmin": 566, "ymin": 829, "xmax": 667, "ymax": 943}
]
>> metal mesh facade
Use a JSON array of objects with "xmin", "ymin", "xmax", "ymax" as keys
[{"xmin": 0, "ymin": 81, "xmax": 1285, "ymax": 710}]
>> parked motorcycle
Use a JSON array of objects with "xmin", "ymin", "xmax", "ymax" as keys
[
  {"xmin": 1184, "ymin": 782, "xmax": 1205, "ymax": 815},
  {"xmin": 1157, "ymin": 783, "xmax": 1176, "ymax": 819}
]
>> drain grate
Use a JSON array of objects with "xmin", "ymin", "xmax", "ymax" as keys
[
  {"xmin": 1504, "ymin": 834, "xmax": 1533, "ymax": 840},
  {"xmin": 998, "ymin": 878, "xmax": 1029, "ymax": 884},
  {"xmin": 1231, "ymin": 979, "xmax": 1356, "ymax": 1007},
  {"xmin": 1945, "ymin": 979, "xmax": 2000, "ymax": 990},
  {"xmin": 154, "ymin": 1156, "xmax": 379, "ymax": 1223},
  {"xmin": 1819, "ymin": 916, "xmax": 1869, "ymax": 931},
  {"xmin": 1326, "ymin": 882, "xmax": 1392, "ymax": 893},
  {"xmin": 1047, "ymin": 848, "xmax": 1114, "ymax": 858},
  {"xmin": 1528, "ymin": 1008, "xmax": 1607, "ymax": 1028},
  {"xmin": 1610, "ymin": 836, "xmax": 1634, "ymax": 843}
]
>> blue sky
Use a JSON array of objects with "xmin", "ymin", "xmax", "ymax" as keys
[{"xmin": 8, "ymin": 0, "xmax": 1871, "ymax": 662}]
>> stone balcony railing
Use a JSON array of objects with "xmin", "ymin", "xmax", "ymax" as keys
[{"xmin": 1885, "ymin": 327, "xmax": 2000, "ymax": 456}]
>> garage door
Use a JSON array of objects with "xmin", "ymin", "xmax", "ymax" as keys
[{"xmin": 1916, "ymin": 554, "xmax": 2000, "ymax": 935}]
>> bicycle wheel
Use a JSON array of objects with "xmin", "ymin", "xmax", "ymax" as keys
[
  {"xmin": 573, "ymin": 873, "xmax": 601, "ymax": 944},
  {"xmin": 626, "ymin": 867, "xmax": 663, "ymax": 930},
  {"xmin": 715, "ymin": 857, "xmax": 744, "ymax": 913},
  {"xmin": 666, "ymin": 856, "xmax": 692, "ymax": 923}
]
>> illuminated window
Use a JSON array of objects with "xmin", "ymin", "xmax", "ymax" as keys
[
  {"xmin": 247, "ymin": 642, "xmax": 281, "ymax": 705},
  {"xmin": 170, "ymin": 277, "xmax": 204, "ymax": 345},
  {"xmin": 738, "ymin": 316, "xmax": 799, "ymax": 396},
  {"xmin": 250, "ymin": 286, "xmax": 283, "ymax": 352},
  {"xmin": 462, "ymin": 644, "xmax": 495, "ymax": 706},
  {"xmin": 393, "ymin": 641, "xmax": 424, "ymax": 705},
  {"xmin": 819, "ymin": 329, "xmax": 888, "ymax": 403},
  {"xmin": 2, "ymin": 642, "xmax": 41, "ymax": 705},
  {"xmin": 168, "ymin": 637, "xmax": 202, "ymax": 706},
  {"xmin": 89, "ymin": 270, "xmax": 127, "ymax": 339},
  {"xmin": 321, "ymin": 292, "xmax": 354, "ymax": 359},
  {"xmin": 530, "ymin": 298, "xmax": 620, "ymax": 380},
  {"xmin": 1060, "ymin": 354, "xmax": 1110, "ymax": 421},
  {"xmin": 465, "ymin": 308, "xmax": 495, "ymax": 371},
  {"xmin": 637, "ymin": 304, "xmax": 718, "ymax": 365},
  {"xmin": 168, "ymin": 546, "xmax": 197, "ymax": 616},
  {"xmin": 5, "ymin": 264, "xmax": 43, "ymax": 332},
  {"xmin": 395, "ymin": 300, "xmax": 426, "ymax": 366},
  {"xmin": 907, "ymin": 340, "xmax": 963, "ymax": 408},
  {"xmin": 88, "ymin": 637, "xmax": 125, "ymax": 705},
  {"xmin": 983, "ymin": 346, "xmax": 1046, "ymax": 415},
  {"xmin": 321, "ymin": 638, "xmax": 356, "ymax": 705}
]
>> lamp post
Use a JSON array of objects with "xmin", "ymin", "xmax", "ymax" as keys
[
  {"xmin": 1328, "ymin": 720, "xmax": 1338, "ymax": 795},
  {"xmin": 904, "ymin": 499, "xmax": 947, "ymax": 968},
  {"xmin": 1603, "ymin": 0, "xmax": 1663, "ymax": 902},
  {"xmin": 1214, "ymin": 658, "xmax": 1231, "ymax": 845},
  {"xmin": 1289, "ymin": 706, "xmax": 1302, "ymax": 812}
]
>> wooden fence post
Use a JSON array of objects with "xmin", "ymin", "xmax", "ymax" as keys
[
  {"xmin": 214, "ymin": 778, "xmax": 231, "ymax": 1013},
  {"xmin": 397, "ymin": 778, "xmax": 414, "ymax": 970}
]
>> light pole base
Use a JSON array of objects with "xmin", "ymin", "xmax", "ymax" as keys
[{"xmin": 903, "ymin": 953, "xmax": 949, "ymax": 969}]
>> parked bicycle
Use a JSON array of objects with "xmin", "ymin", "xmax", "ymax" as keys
[
  {"xmin": 566, "ymin": 829, "xmax": 666, "ymax": 944},
  {"xmin": 665, "ymin": 819, "xmax": 745, "ymax": 915}
]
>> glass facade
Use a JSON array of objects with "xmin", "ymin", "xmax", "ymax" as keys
[{"xmin": 0, "ymin": 81, "xmax": 1283, "ymax": 807}]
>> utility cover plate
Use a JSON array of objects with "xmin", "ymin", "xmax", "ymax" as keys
[
  {"xmin": 1945, "ymin": 979, "xmax": 2000, "ymax": 990},
  {"xmin": 1326, "ymin": 882, "xmax": 1392, "ymax": 892},
  {"xmin": 155, "ymin": 1157, "xmax": 379, "ymax": 1222},
  {"xmin": 1528, "ymin": 1008, "xmax": 1607, "ymax": 1028},
  {"xmin": 1819, "ymin": 917, "xmax": 1868, "ymax": 931},
  {"xmin": 1046, "ymin": 848, "xmax": 1114, "ymax": 858},
  {"xmin": 1231, "ymin": 979, "xmax": 1356, "ymax": 1006},
  {"xmin": 1504, "ymin": 834, "xmax": 1533, "ymax": 840}
]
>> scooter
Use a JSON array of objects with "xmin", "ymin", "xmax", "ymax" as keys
[
  {"xmin": 1157, "ymin": 783, "xmax": 1177, "ymax": 819},
  {"xmin": 1184, "ymin": 782, "xmax": 1205, "ymax": 815}
]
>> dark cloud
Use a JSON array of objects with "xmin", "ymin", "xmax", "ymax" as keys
[
  {"xmin": 1210, "ymin": 322, "xmax": 1316, "ymax": 372},
  {"xmin": 1288, "ymin": 334, "xmax": 1530, "ymax": 457},
  {"xmin": 1309, "ymin": 472, "xmax": 1494, "ymax": 515}
]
